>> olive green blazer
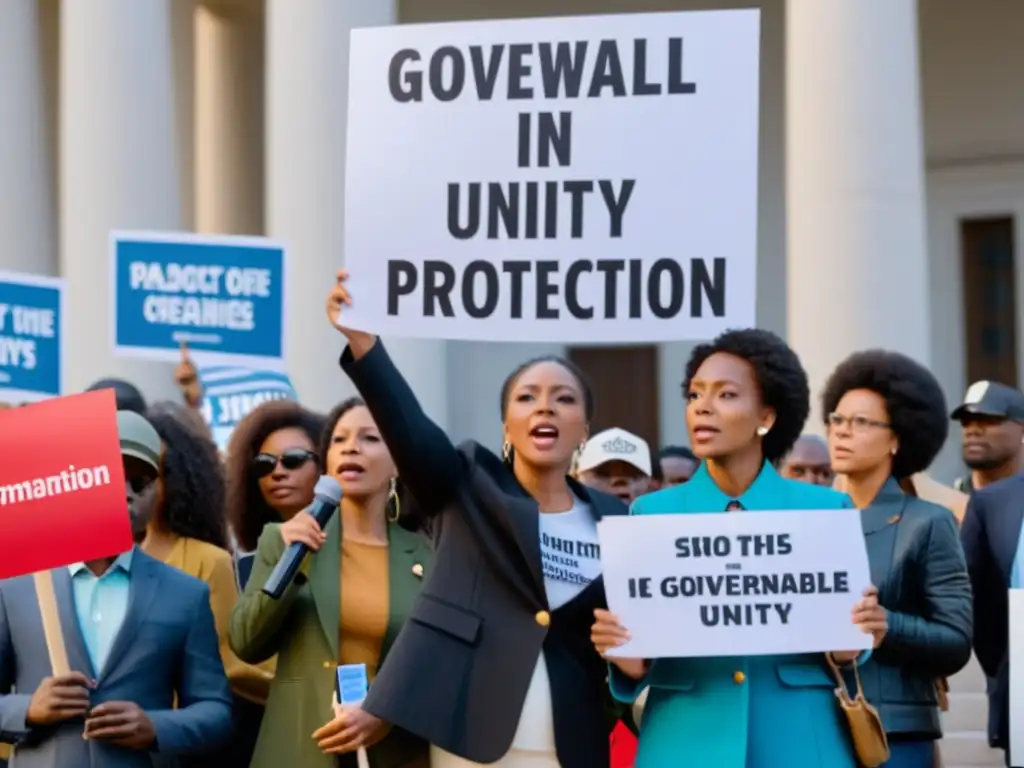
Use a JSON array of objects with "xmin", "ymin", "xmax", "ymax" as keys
[{"xmin": 228, "ymin": 516, "xmax": 432, "ymax": 768}]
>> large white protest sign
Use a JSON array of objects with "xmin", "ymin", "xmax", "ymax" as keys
[
  {"xmin": 343, "ymin": 10, "xmax": 760, "ymax": 343},
  {"xmin": 598, "ymin": 510, "xmax": 872, "ymax": 659},
  {"xmin": 1011, "ymin": 589, "xmax": 1024, "ymax": 766}
]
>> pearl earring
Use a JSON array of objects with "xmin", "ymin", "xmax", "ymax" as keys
[{"xmin": 756, "ymin": 426, "xmax": 768, "ymax": 437}]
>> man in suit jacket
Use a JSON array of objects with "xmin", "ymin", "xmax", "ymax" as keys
[
  {"xmin": 961, "ymin": 472, "xmax": 1024, "ymax": 767},
  {"xmin": 952, "ymin": 380, "xmax": 1024, "ymax": 750},
  {"xmin": 0, "ymin": 411, "xmax": 233, "ymax": 766}
]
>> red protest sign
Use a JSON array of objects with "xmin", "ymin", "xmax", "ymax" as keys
[{"xmin": 0, "ymin": 390, "xmax": 134, "ymax": 579}]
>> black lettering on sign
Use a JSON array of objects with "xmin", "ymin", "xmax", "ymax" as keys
[
  {"xmin": 735, "ymin": 533, "xmax": 793, "ymax": 557},
  {"xmin": 656, "ymin": 571, "xmax": 850, "ymax": 598},
  {"xmin": 674, "ymin": 535, "xmax": 732, "ymax": 558},
  {"xmin": 698, "ymin": 603, "xmax": 793, "ymax": 627},
  {"xmin": 383, "ymin": 35, "xmax": 706, "ymax": 329},
  {"xmin": 447, "ymin": 180, "xmax": 634, "ymax": 241},
  {"xmin": 386, "ymin": 40, "xmax": 698, "ymax": 104},
  {"xmin": 517, "ymin": 112, "xmax": 572, "ymax": 169},
  {"xmin": 628, "ymin": 577, "xmax": 653, "ymax": 598},
  {"xmin": 385, "ymin": 257, "xmax": 725, "ymax": 321}
]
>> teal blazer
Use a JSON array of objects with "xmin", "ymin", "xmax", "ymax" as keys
[{"xmin": 611, "ymin": 462, "xmax": 868, "ymax": 768}]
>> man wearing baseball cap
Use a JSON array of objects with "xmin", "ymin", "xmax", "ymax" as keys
[
  {"xmin": 951, "ymin": 380, "xmax": 1024, "ymax": 495},
  {"xmin": 0, "ymin": 411, "xmax": 232, "ymax": 766},
  {"xmin": 118, "ymin": 410, "xmax": 164, "ymax": 542},
  {"xmin": 575, "ymin": 427, "xmax": 653, "ymax": 503},
  {"xmin": 957, "ymin": 381, "xmax": 1024, "ymax": 762}
]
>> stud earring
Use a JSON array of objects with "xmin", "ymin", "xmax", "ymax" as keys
[{"xmin": 756, "ymin": 426, "xmax": 768, "ymax": 437}]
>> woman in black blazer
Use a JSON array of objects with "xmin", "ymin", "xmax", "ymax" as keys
[
  {"xmin": 320, "ymin": 271, "xmax": 629, "ymax": 768},
  {"xmin": 822, "ymin": 350, "xmax": 972, "ymax": 768}
]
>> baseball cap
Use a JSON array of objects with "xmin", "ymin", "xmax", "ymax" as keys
[
  {"xmin": 118, "ymin": 411, "xmax": 162, "ymax": 472},
  {"xmin": 577, "ymin": 427, "xmax": 652, "ymax": 476},
  {"xmin": 88, "ymin": 378, "xmax": 147, "ymax": 414},
  {"xmin": 950, "ymin": 380, "xmax": 1024, "ymax": 421}
]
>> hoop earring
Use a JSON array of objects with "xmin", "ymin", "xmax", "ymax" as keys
[
  {"xmin": 387, "ymin": 477, "xmax": 400, "ymax": 523},
  {"xmin": 502, "ymin": 441, "xmax": 512, "ymax": 463}
]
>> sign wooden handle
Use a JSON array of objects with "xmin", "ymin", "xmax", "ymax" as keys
[{"xmin": 32, "ymin": 571, "xmax": 71, "ymax": 676}]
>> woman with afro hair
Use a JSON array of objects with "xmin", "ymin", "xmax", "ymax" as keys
[
  {"xmin": 592, "ymin": 329, "xmax": 886, "ymax": 768},
  {"xmin": 822, "ymin": 350, "xmax": 972, "ymax": 767}
]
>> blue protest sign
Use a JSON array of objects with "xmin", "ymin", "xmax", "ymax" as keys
[
  {"xmin": 198, "ymin": 366, "xmax": 298, "ymax": 451},
  {"xmin": 112, "ymin": 231, "xmax": 287, "ymax": 369},
  {"xmin": 0, "ymin": 271, "xmax": 64, "ymax": 402}
]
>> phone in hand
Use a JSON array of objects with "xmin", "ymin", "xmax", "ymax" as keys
[{"xmin": 336, "ymin": 663, "xmax": 369, "ymax": 706}]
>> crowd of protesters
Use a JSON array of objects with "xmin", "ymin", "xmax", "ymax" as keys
[{"xmin": 0, "ymin": 271, "xmax": 1021, "ymax": 767}]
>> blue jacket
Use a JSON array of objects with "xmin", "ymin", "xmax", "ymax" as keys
[
  {"xmin": 611, "ymin": 462, "xmax": 866, "ymax": 768},
  {"xmin": 0, "ymin": 550, "xmax": 232, "ymax": 767}
]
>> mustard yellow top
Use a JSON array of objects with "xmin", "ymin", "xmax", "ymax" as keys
[
  {"xmin": 163, "ymin": 536, "xmax": 275, "ymax": 703},
  {"xmin": 338, "ymin": 539, "xmax": 389, "ymax": 681}
]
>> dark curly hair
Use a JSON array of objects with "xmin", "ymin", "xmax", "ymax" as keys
[
  {"xmin": 820, "ymin": 350, "xmax": 949, "ymax": 478},
  {"xmin": 319, "ymin": 397, "xmax": 401, "ymax": 519},
  {"xmin": 145, "ymin": 404, "xmax": 228, "ymax": 550},
  {"xmin": 684, "ymin": 329, "xmax": 809, "ymax": 463},
  {"xmin": 225, "ymin": 400, "xmax": 325, "ymax": 551}
]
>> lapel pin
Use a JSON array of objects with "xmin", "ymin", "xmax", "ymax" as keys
[
  {"xmin": 412, "ymin": 563, "xmax": 424, "ymax": 578},
  {"xmin": 887, "ymin": 515, "xmax": 900, "ymax": 525}
]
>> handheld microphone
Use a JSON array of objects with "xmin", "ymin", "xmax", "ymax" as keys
[{"xmin": 262, "ymin": 475, "xmax": 342, "ymax": 599}]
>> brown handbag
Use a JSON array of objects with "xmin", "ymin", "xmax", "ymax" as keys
[{"xmin": 826, "ymin": 654, "xmax": 891, "ymax": 767}]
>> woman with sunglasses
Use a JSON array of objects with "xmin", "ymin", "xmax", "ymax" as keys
[
  {"xmin": 219, "ymin": 402, "xmax": 325, "ymax": 754},
  {"xmin": 229, "ymin": 398, "xmax": 432, "ymax": 768},
  {"xmin": 225, "ymin": 400, "xmax": 326, "ymax": 554}
]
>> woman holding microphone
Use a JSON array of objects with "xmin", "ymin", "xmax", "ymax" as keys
[
  {"xmin": 324, "ymin": 270, "xmax": 629, "ymax": 768},
  {"xmin": 229, "ymin": 396, "xmax": 432, "ymax": 767},
  {"xmin": 591, "ymin": 329, "xmax": 888, "ymax": 768}
]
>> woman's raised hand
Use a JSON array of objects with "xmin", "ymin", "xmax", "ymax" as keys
[
  {"xmin": 325, "ymin": 269, "xmax": 376, "ymax": 357},
  {"xmin": 592, "ymin": 609, "xmax": 648, "ymax": 680}
]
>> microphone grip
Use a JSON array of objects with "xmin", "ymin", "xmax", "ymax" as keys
[
  {"xmin": 259, "ymin": 494, "xmax": 340, "ymax": 600},
  {"xmin": 261, "ymin": 540, "xmax": 310, "ymax": 600}
]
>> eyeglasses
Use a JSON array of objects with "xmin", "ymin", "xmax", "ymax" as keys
[
  {"xmin": 253, "ymin": 449, "xmax": 318, "ymax": 478},
  {"xmin": 826, "ymin": 413, "xmax": 890, "ymax": 432}
]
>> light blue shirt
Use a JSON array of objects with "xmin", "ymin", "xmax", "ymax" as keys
[
  {"xmin": 1012, "ymin": 521, "xmax": 1024, "ymax": 588},
  {"xmin": 67, "ymin": 548, "xmax": 134, "ymax": 674}
]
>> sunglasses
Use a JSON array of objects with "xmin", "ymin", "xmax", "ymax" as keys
[
  {"xmin": 126, "ymin": 475, "xmax": 154, "ymax": 495},
  {"xmin": 253, "ymin": 449, "xmax": 318, "ymax": 479}
]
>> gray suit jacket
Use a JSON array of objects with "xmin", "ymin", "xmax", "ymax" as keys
[{"xmin": 0, "ymin": 550, "xmax": 233, "ymax": 767}]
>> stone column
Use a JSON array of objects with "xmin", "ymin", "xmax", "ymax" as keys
[
  {"xmin": 0, "ymin": 0, "xmax": 56, "ymax": 276},
  {"xmin": 786, "ymin": 0, "xmax": 930, "ymax": 423},
  {"xmin": 195, "ymin": 2, "xmax": 264, "ymax": 235},
  {"xmin": 60, "ymin": 0, "xmax": 189, "ymax": 397},
  {"xmin": 265, "ymin": 0, "xmax": 449, "ymax": 424}
]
